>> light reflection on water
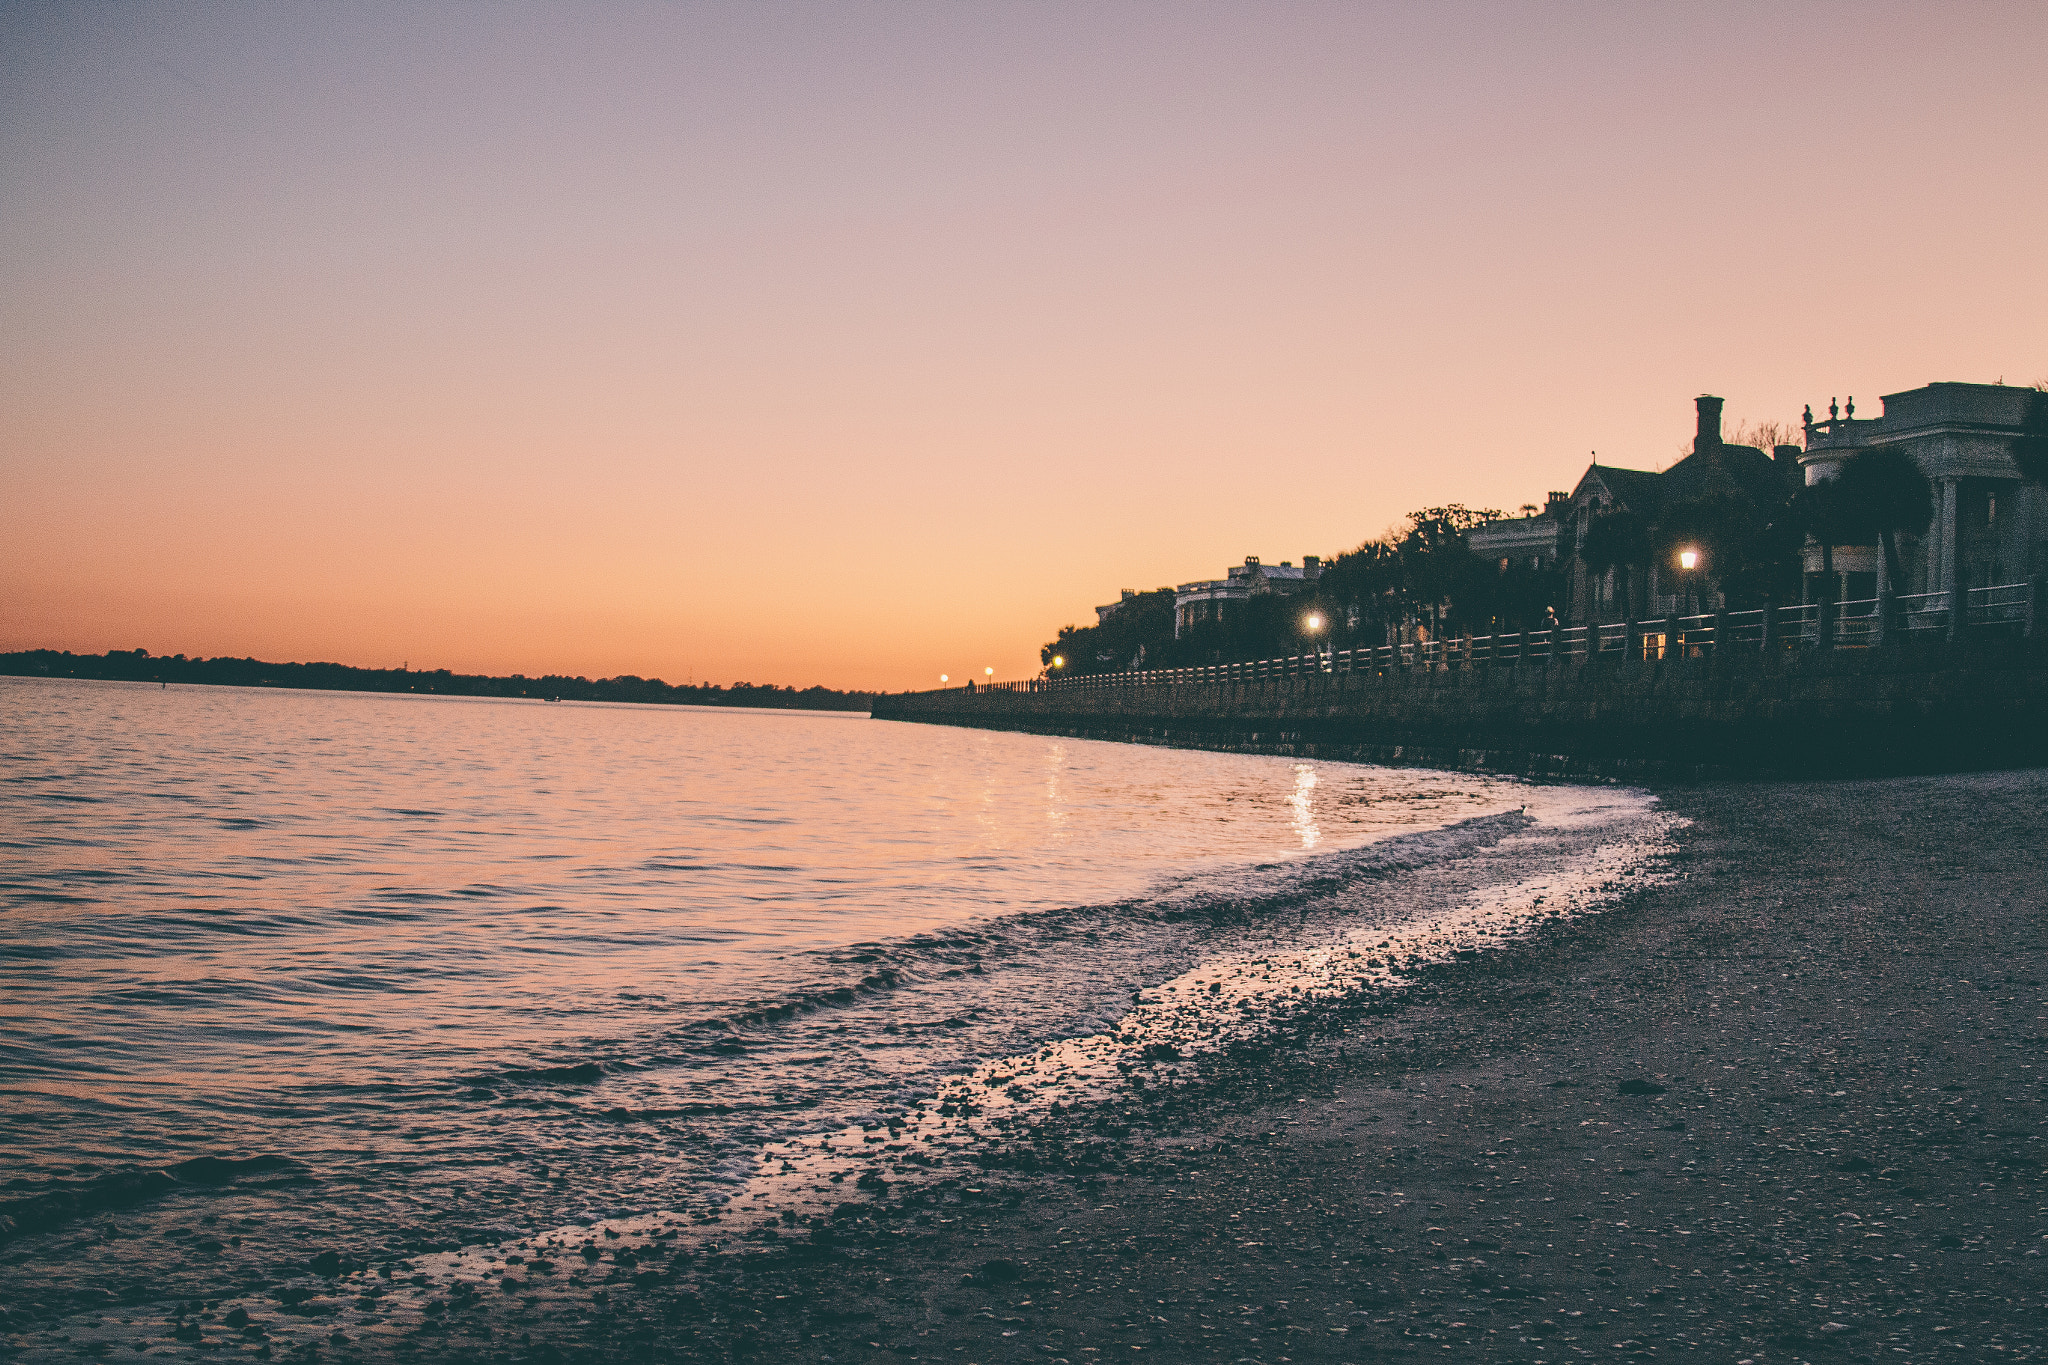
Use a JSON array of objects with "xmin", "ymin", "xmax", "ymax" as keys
[
  {"xmin": 0, "ymin": 677, "xmax": 1532, "ymax": 1313},
  {"xmin": 1290, "ymin": 761, "xmax": 1320, "ymax": 849}
]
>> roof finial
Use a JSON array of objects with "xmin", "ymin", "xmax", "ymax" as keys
[
  {"xmin": 1829, "ymin": 397, "xmax": 1839, "ymax": 421},
  {"xmin": 1845, "ymin": 396, "xmax": 1855, "ymax": 419},
  {"xmin": 1802, "ymin": 403, "xmax": 1814, "ymax": 432}
]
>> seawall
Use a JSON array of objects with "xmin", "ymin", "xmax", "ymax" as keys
[{"xmin": 871, "ymin": 636, "xmax": 2048, "ymax": 779}]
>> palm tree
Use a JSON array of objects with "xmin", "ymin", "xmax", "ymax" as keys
[
  {"xmin": 1836, "ymin": 448, "xmax": 1932, "ymax": 603},
  {"xmin": 1578, "ymin": 510, "xmax": 1651, "ymax": 622},
  {"xmin": 1792, "ymin": 479, "xmax": 1859, "ymax": 586},
  {"xmin": 2014, "ymin": 388, "xmax": 2048, "ymax": 484},
  {"xmin": 1793, "ymin": 479, "xmax": 1863, "ymax": 645}
]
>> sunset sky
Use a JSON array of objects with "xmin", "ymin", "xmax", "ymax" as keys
[{"xmin": 4, "ymin": 2, "xmax": 2044, "ymax": 692}]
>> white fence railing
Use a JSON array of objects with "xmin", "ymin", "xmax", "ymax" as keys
[{"xmin": 959, "ymin": 581, "xmax": 2039, "ymax": 696}]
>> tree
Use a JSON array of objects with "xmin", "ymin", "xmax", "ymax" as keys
[
  {"xmin": 1578, "ymin": 510, "xmax": 1651, "ymax": 619},
  {"xmin": 1461, "ymin": 557, "xmax": 1566, "ymax": 633},
  {"xmin": 1716, "ymin": 509, "xmax": 1804, "ymax": 610},
  {"xmin": 1731, "ymin": 418, "xmax": 1802, "ymax": 451},
  {"xmin": 1317, "ymin": 539, "xmax": 1405, "ymax": 641},
  {"xmin": 1650, "ymin": 493, "xmax": 1803, "ymax": 614},
  {"xmin": 1040, "ymin": 589, "xmax": 1175, "ymax": 676},
  {"xmin": 2014, "ymin": 386, "xmax": 2048, "ymax": 484},
  {"xmin": 1675, "ymin": 415, "xmax": 1801, "ymax": 460},
  {"xmin": 1397, "ymin": 506, "xmax": 1494, "ymax": 635},
  {"xmin": 1836, "ymin": 447, "xmax": 1932, "ymax": 598},
  {"xmin": 1792, "ymin": 479, "xmax": 1861, "ymax": 590}
]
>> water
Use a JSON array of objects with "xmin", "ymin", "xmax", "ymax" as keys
[{"xmin": 0, "ymin": 677, "xmax": 1672, "ymax": 1333}]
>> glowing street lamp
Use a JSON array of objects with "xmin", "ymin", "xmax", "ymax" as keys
[
  {"xmin": 939, "ymin": 674, "xmax": 949, "ymax": 684},
  {"xmin": 1052, "ymin": 655, "xmax": 1065, "ymax": 669},
  {"xmin": 984, "ymin": 667, "xmax": 995, "ymax": 686},
  {"xmin": 1677, "ymin": 548, "xmax": 1702, "ymax": 620}
]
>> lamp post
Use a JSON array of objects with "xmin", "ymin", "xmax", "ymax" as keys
[
  {"xmin": 1678, "ymin": 549, "xmax": 1700, "ymax": 617},
  {"xmin": 1306, "ymin": 612, "xmax": 1325, "ymax": 670}
]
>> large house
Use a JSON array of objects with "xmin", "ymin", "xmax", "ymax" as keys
[
  {"xmin": 1467, "ymin": 491, "xmax": 1572, "ymax": 575},
  {"xmin": 1528, "ymin": 384, "xmax": 2043, "ymax": 623},
  {"xmin": 1173, "ymin": 555, "xmax": 1321, "ymax": 638},
  {"xmin": 1555, "ymin": 396, "xmax": 1802, "ymax": 622},
  {"xmin": 1799, "ymin": 382, "xmax": 2044, "ymax": 603}
]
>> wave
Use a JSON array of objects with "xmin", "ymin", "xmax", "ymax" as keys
[
  {"xmin": 0, "ymin": 1155, "xmax": 306, "ymax": 1241},
  {"xmin": 462, "ymin": 809, "xmax": 1538, "ymax": 1092}
]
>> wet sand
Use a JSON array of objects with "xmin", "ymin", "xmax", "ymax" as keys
[{"xmin": 32, "ymin": 770, "xmax": 2046, "ymax": 1363}]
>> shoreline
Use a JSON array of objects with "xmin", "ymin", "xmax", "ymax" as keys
[
  {"xmin": 438, "ymin": 768, "xmax": 2048, "ymax": 1362},
  {"xmin": 9, "ymin": 769, "xmax": 2044, "ymax": 1363}
]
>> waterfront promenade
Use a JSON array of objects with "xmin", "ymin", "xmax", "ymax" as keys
[{"xmin": 877, "ymin": 584, "xmax": 2048, "ymax": 777}]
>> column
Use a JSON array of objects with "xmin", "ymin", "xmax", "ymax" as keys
[
  {"xmin": 1925, "ymin": 487, "xmax": 1946, "ymax": 608},
  {"xmin": 1940, "ymin": 478, "xmax": 1962, "ymax": 635},
  {"xmin": 1940, "ymin": 479, "xmax": 1961, "ymax": 604},
  {"xmin": 1875, "ymin": 536, "xmax": 1890, "ymax": 646}
]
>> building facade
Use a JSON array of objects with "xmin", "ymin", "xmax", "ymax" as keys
[
  {"xmin": 1173, "ymin": 555, "xmax": 1321, "ymax": 638},
  {"xmin": 1467, "ymin": 491, "xmax": 1571, "ymax": 574},
  {"xmin": 1095, "ymin": 589, "xmax": 1139, "ymax": 626},
  {"xmin": 1557, "ymin": 396, "xmax": 1802, "ymax": 622},
  {"xmin": 1800, "ymin": 382, "xmax": 2045, "ymax": 604}
]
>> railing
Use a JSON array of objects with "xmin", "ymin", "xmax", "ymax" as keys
[{"xmin": 952, "ymin": 582, "xmax": 2040, "ymax": 695}]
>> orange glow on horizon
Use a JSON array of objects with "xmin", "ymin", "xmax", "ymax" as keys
[{"xmin": 3, "ymin": 6, "xmax": 2043, "ymax": 692}]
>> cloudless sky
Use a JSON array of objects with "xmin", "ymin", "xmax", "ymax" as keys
[{"xmin": 4, "ymin": 1, "xmax": 2044, "ymax": 691}]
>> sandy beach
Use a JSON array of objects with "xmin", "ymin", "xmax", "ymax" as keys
[
  {"xmin": 427, "ymin": 767, "xmax": 2045, "ymax": 1364},
  {"xmin": 34, "ymin": 767, "xmax": 2043, "ymax": 1365}
]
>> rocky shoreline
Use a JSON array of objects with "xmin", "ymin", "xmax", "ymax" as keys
[{"xmin": 9, "ymin": 769, "xmax": 2043, "ymax": 1363}]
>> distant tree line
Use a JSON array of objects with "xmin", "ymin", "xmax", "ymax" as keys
[{"xmin": 0, "ymin": 649, "xmax": 875, "ymax": 710}]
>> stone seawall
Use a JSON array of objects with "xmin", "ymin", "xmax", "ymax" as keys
[{"xmin": 871, "ymin": 636, "xmax": 2048, "ymax": 778}]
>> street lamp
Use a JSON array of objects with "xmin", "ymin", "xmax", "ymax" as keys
[
  {"xmin": 1305, "ymin": 612, "xmax": 1325, "ymax": 667},
  {"xmin": 939, "ymin": 673, "xmax": 949, "ymax": 684},
  {"xmin": 1052, "ymin": 655, "xmax": 1065, "ymax": 669},
  {"xmin": 1677, "ymin": 548, "xmax": 1701, "ymax": 619}
]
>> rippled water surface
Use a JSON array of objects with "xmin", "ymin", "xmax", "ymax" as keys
[{"xmin": 0, "ymin": 677, "xmax": 1564, "ymax": 1314}]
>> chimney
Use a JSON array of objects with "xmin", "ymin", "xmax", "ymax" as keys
[
  {"xmin": 1303, "ymin": 555, "xmax": 1321, "ymax": 581},
  {"xmin": 1695, "ymin": 395, "xmax": 1724, "ymax": 451},
  {"xmin": 1544, "ymin": 490, "xmax": 1569, "ymax": 516}
]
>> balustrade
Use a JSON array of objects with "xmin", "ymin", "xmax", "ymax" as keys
[{"xmin": 958, "ymin": 583, "xmax": 2038, "ymax": 694}]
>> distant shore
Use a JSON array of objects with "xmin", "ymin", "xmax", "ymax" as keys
[
  {"xmin": 408, "ymin": 768, "xmax": 2046, "ymax": 1363},
  {"xmin": 0, "ymin": 649, "xmax": 874, "ymax": 712}
]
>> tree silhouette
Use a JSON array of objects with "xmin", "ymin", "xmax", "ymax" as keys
[
  {"xmin": 1396, "ymin": 507, "xmax": 1493, "ymax": 636},
  {"xmin": 1836, "ymin": 448, "xmax": 1932, "ymax": 599},
  {"xmin": 1793, "ymin": 479, "xmax": 1862, "ymax": 589},
  {"xmin": 1578, "ymin": 510, "xmax": 1651, "ymax": 619},
  {"xmin": 2014, "ymin": 387, "xmax": 2048, "ymax": 484}
]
